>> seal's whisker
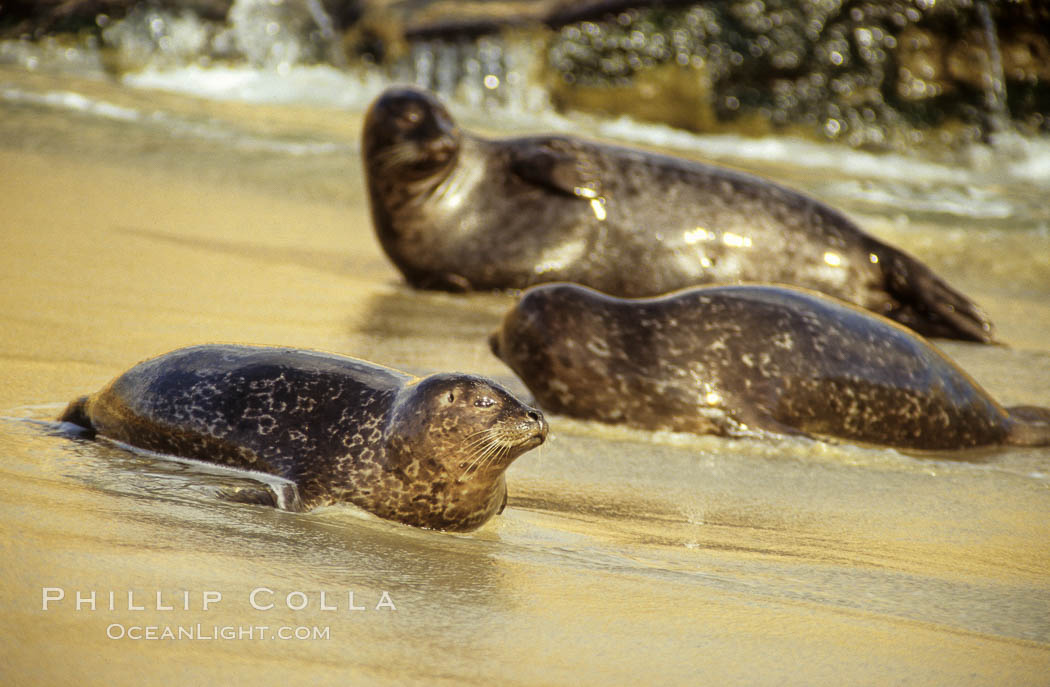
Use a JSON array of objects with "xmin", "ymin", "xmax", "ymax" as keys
[
  {"xmin": 462, "ymin": 436, "xmax": 498, "ymax": 462},
  {"xmin": 462, "ymin": 432, "xmax": 504, "ymax": 452},
  {"xmin": 462, "ymin": 440, "xmax": 500, "ymax": 473},
  {"xmin": 373, "ymin": 142, "xmax": 425, "ymax": 173},
  {"xmin": 460, "ymin": 441, "xmax": 496, "ymax": 461},
  {"xmin": 477, "ymin": 442, "xmax": 512, "ymax": 477},
  {"xmin": 458, "ymin": 436, "xmax": 513, "ymax": 481},
  {"xmin": 461, "ymin": 427, "xmax": 509, "ymax": 452},
  {"xmin": 463, "ymin": 426, "xmax": 500, "ymax": 441},
  {"xmin": 460, "ymin": 425, "xmax": 538, "ymax": 478}
]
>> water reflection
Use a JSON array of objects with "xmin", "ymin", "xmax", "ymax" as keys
[
  {"xmin": 357, "ymin": 288, "xmax": 510, "ymax": 346},
  {"xmin": 23, "ymin": 418, "xmax": 513, "ymax": 611},
  {"xmin": 115, "ymin": 226, "xmax": 368, "ymax": 278}
]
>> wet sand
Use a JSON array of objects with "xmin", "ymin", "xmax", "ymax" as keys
[{"xmin": 2, "ymin": 66, "xmax": 1049, "ymax": 685}]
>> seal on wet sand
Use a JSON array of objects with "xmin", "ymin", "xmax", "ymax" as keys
[
  {"xmin": 59, "ymin": 345, "xmax": 548, "ymax": 531},
  {"xmin": 362, "ymin": 86, "xmax": 994, "ymax": 343},
  {"xmin": 489, "ymin": 283, "xmax": 1050, "ymax": 450}
]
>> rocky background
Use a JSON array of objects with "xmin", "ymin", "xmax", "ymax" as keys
[{"xmin": 2, "ymin": 0, "xmax": 1047, "ymax": 153}]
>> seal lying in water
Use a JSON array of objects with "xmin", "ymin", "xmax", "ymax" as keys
[
  {"xmin": 59, "ymin": 345, "xmax": 548, "ymax": 531},
  {"xmin": 489, "ymin": 283, "xmax": 1049, "ymax": 450},
  {"xmin": 362, "ymin": 86, "xmax": 994, "ymax": 343}
]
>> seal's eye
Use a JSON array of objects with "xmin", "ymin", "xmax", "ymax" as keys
[
  {"xmin": 446, "ymin": 391, "xmax": 455, "ymax": 403},
  {"xmin": 397, "ymin": 105, "xmax": 424, "ymax": 128},
  {"xmin": 474, "ymin": 396, "xmax": 496, "ymax": 408}
]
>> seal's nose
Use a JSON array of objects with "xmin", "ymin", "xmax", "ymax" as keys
[{"xmin": 528, "ymin": 409, "xmax": 549, "ymax": 442}]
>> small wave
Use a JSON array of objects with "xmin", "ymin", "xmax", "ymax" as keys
[
  {"xmin": 113, "ymin": 62, "xmax": 1050, "ymax": 196},
  {"xmin": 595, "ymin": 115, "xmax": 1050, "ymax": 218},
  {"xmin": 153, "ymin": 113, "xmax": 352, "ymax": 156},
  {"xmin": 1, "ymin": 86, "xmax": 141, "ymax": 122},
  {"xmin": 1000, "ymin": 137, "xmax": 1050, "ymax": 186},
  {"xmin": 122, "ymin": 63, "xmax": 387, "ymax": 109},
  {"xmin": 825, "ymin": 180, "xmax": 1016, "ymax": 219},
  {"xmin": 596, "ymin": 116, "xmax": 973, "ymax": 185},
  {"xmin": 1, "ymin": 82, "xmax": 351, "ymax": 156}
]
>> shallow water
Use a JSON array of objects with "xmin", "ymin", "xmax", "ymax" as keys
[{"xmin": 2, "ymin": 58, "xmax": 1050, "ymax": 685}]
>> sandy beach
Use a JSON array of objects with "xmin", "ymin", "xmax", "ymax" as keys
[{"xmin": 2, "ymin": 63, "xmax": 1049, "ymax": 685}]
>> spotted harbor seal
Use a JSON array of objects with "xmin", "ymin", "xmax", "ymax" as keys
[
  {"xmin": 362, "ymin": 86, "xmax": 994, "ymax": 343},
  {"xmin": 489, "ymin": 283, "xmax": 1049, "ymax": 450},
  {"xmin": 59, "ymin": 345, "xmax": 548, "ymax": 531}
]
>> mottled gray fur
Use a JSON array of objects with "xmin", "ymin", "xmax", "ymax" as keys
[
  {"xmin": 363, "ymin": 86, "xmax": 994, "ymax": 342},
  {"xmin": 490, "ymin": 284, "xmax": 1049, "ymax": 450},
  {"xmin": 60, "ymin": 345, "xmax": 547, "ymax": 531}
]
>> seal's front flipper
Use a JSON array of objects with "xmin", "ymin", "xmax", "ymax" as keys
[
  {"xmin": 408, "ymin": 270, "xmax": 473, "ymax": 292},
  {"xmin": 715, "ymin": 399, "xmax": 813, "ymax": 441},
  {"xmin": 508, "ymin": 138, "xmax": 603, "ymax": 200},
  {"xmin": 218, "ymin": 486, "xmax": 277, "ymax": 507},
  {"xmin": 217, "ymin": 482, "xmax": 305, "ymax": 512},
  {"xmin": 1005, "ymin": 405, "xmax": 1050, "ymax": 446},
  {"xmin": 877, "ymin": 243, "xmax": 996, "ymax": 343}
]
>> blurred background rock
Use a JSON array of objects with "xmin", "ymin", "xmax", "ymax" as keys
[{"xmin": 2, "ymin": 0, "xmax": 1046, "ymax": 153}]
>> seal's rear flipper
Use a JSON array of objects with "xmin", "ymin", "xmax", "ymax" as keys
[
  {"xmin": 1005, "ymin": 405, "xmax": 1050, "ymax": 446},
  {"xmin": 58, "ymin": 396, "xmax": 96, "ymax": 436},
  {"xmin": 878, "ymin": 244, "xmax": 996, "ymax": 343}
]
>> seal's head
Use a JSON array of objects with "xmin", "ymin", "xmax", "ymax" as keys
[
  {"xmin": 362, "ymin": 86, "xmax": 461, "ymax": 182},
  {"xmin": 371, "ymin": 372, "xmax": 547, "ymax": 531},
  {"xmin": 388, "ymin": 373, "xmax": 547, "ymax": 483},
  {"xmin": 491, "ymin": 284, "xmax": 627, "ymax": 418}
]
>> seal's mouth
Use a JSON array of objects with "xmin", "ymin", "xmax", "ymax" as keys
[
  {"xmin": 498, "ymin": 410, "xmax": 548, "ymax": 452},
  {"xmin": 519, "ymin": 410, "xmax": 548, "ymax": 449},
  {"xmin": 456, "ymin": 411, "xmax": 547, "ymax": 481},
  {"xmin": 425, "ymin": 133, "xmax": 458, "ymax": 161},
  {"xmin": 368, "ymin": 133, "xmax": 458, "ymax": 177}
]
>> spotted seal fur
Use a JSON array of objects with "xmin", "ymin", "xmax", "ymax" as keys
[
  {"xmin": 60, "ymin": 345, "xmax": 548, "ymax": 531},
  {"xmin": 489, "ymin": 283, "xmax": 1049, "ymax": 450},
  {"xmin": 362, "ymin": 86, "xmax": 994, "ymax": 343}
]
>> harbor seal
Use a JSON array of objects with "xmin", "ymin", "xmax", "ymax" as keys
[
  {"xmin": 489, "ymin": 283, "xmax": 1050, "ymax": 450},
  {"xmin": 59, "ymin": 345, "xmax": 548, "ymax": 531},
  {"xmin": 362, "ymin": 86, "xmax": 994, "ymax": 343}
]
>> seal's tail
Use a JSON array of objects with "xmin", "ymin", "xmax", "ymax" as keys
[
  {"xmin": 58, "ymin": 396, "xmax": 95, "ymax": 433},
  {"xmin": 876, "ymin": 243, "xmax": 996, "ymax": 343},
  {"xmin": 1005, "ymin": 406, "xmax": 1050, "ymax": 446}
]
